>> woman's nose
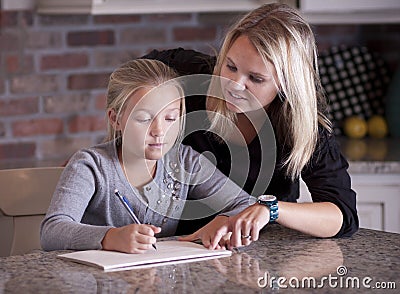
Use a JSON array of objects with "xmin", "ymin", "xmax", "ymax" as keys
[{"xmin": 229, "ymin": 77, "xmax": 246, "ymax": 91}]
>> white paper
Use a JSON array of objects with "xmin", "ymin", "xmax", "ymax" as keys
[{"xmin": 58, "ymin": 240, "xmax": 232, "ymax": 272}]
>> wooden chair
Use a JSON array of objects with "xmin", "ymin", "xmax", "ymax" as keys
[{"xmin": 0, "ymin": 167, "xmax": 64, "ymax": 256}]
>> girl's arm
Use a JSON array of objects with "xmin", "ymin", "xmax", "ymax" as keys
[{"xmin": 102, "ymin": 224, "xmax": 160, "ymax": 253}]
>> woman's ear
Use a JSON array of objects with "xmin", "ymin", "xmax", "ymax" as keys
[{"xmin": 108, "ymin": 108, "xmax": 122, "ymax": 131}]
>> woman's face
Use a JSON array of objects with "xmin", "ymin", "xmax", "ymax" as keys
[
  {"xmin": 220, "ymin": 35, "xmax": 279, "ymax": 113},
  {"xmin": 119, "ymin": 85, "xmax": 182, "ymax": 162}
]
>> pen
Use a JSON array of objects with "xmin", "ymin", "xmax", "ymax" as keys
[{"xmin": 114, "ymin": 189, "xmax": 157, "ymax": 250}]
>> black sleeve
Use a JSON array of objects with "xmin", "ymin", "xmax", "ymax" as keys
[
  {"xmin": 141, "ymin": 48, "xmax": 216, "ymax": 76},
  {"xmin": 302, "ymin": 129, "xmax": 359, "ymax": 238}
]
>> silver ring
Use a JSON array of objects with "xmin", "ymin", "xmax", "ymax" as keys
[{"xmin": 241, "ymin": 235, "xmax": 251, "ymax": 239}]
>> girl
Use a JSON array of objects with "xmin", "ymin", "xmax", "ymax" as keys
[{"xmin": 40, "ymin": 59, "xmax": 250, "ymax": 253}]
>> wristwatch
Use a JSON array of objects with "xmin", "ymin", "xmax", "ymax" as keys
[{"xmin": 257, "ymin": 195, "xmax": 279, "ymax": 222}]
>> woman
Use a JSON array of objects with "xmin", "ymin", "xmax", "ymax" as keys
[{"xmin": 144, "ymin": 3, "xmax": 358, "ymax": 248}]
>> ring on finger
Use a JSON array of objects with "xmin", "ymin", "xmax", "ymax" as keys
[{"xmin": 241, "ymin": 235, "xmax": 251, "ymax": 240}]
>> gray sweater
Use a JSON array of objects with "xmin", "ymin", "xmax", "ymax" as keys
[{"xmin": 40, "ymin": 141, "xmax": 250, "ymax": 251}]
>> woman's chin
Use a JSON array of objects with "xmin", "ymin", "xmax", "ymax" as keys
[{"xmin": 225, "ymin": 100, "xmax": 245, "ymax": 113}]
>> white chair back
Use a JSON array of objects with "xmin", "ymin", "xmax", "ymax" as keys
[{"xmin": 0, "ymin": 167, "xmax": 64, "ymax": 256}]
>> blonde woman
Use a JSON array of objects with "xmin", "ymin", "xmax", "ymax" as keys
[
  {"xmin": 144, "ymin": 3, "xmax": 358, "ymax": 248},
  {"xmin": 41, "ymin": 59, "xmax": 250, "ymax": 253}
]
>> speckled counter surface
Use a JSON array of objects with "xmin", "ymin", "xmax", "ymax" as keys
[
  {"xmin": 0, "ymin": 225, "xmax": 398, "ymax": 293},
  {"xmin": 338, "ymin": 137, "xmax": 400, "ymax": 174}
]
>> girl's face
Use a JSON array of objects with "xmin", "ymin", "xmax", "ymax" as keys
[
  {"xmin": 220, "ymin": 35, "xmax": 279, "ymax": 113},
  {"xmin": 118, "ymin": 85, "xmax": 182, "ymax": 162}
]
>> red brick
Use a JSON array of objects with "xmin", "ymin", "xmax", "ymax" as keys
[
  {"xmin": 94, "ymin": 15, "xmax": 141, "ymax": 24},
  {"xmin": 5, "ymin": 54, "xmax": 34, "ymax": 74},
  {"xmin": 0, "ymin": 11, "xmax": 33, "ymax": 27},
  {"xmin": 144, "ymin": 14, "xmax": 192, "ymax": 22},
  {"xmin": 0, "ymin": 97, "xmax": 39, "ymax": 116},
  {"xmin": 93, "ymin": 50, "xmax": 137, "ymax": 68},
  {"xmin": 13, "ymin": 118, "xmax": 64, "ymax": 137},
  {"xmin": 0, "ymin": 142, "xmax": 36, "ymax": 159},
  {"xmin": 68, "ymin": 115, "xmax": 106, "ymax": 133},
  {"xmin": 41, "ymin": 53, "xmax": 89, "ymax": 71},
  {"xmin": 0, "ymin": 32, "xmax": 21, "ymax": 51},
  {"xmin": 27, "ymin": 31, "xmax": 62, "ymax": 49},
  {"xmin": 39, "ymin": 137, "xmax": 93, "ymax": 159},
  {"xmin": 11, "ymin": 74, "xmax": 59, "ymax": 94},
  {"xmin": 173, "ymin": 27, "xmax": 217, "ymax": 41},
  {"xmin": 43, "ymin": 93, "xmax": 91, "ymax": 114},
  {"xmin": 0, "ymin": 11, "xmax": 18, "ymax": 26},
  {"xmin": 67, "ymin": 30, "xmax": 115, "ymax": 47},
  {"xmin": 68, "ymin": 73, "xmax": 110, "ymax": 90},
  {"xmin": 39, "ymin": 15, "xmax": 88, "ymax": 26},
  {"xmin": 0, "ymin": 122, "xmax": 5, "ymax": 137},
  {"xmin": 120, "ymin": 28, "xmax": 166, "ymax": 45},
  {"xmin": 95, "ymin": 93, "xmax": 107, "ymax": 110},
  {"xmin": 0, "ymin": 78, "xmax": 4, "ymax": 94}
]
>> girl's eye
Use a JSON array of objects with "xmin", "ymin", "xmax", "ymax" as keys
[
  {"xmin": 226, "ymin": 64, "xmax": 237, "ymax": 72},
  {"xmin": 166, "ymin": 117, "xmax": 177, "ymax": 122},
  {"xmin": 135, "ymin": 118, "xmax": 151, "ymax": 123},
  {"xmin": 250, "ymin": 75, "xmax": 264, "ymax": 84}
]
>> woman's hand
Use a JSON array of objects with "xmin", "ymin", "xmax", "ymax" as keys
[
  {"xmin": 178, "ymin": 215, "xmax": 230, "ymax": 249},
  {"xmin": 101, "ymin": 224, "xmax": 161, "ymax": 253},
  {"xmin": 228, "ymin": 204, "xmax": 269, "ymax": 248}
]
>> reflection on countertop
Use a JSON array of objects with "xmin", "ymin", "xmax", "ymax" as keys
[
  {"xmin": 0, "ymin": 225, "xmax": 398, "ymax": 293},
  {"xmin": 338, "ymin": 137, "xmax": 400, "ymax": 174}
]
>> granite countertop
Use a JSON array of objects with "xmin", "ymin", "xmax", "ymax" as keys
[
  {"xmin": 0, "ymin": 225, "xmax": 399, "ymax": 293},
  {"xmin": 338, "ymin": 137, "xmax": 400, "ymax": 174}
]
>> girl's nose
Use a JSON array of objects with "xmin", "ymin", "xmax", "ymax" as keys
[{"xmin": 150, "ymin": 119, "xmax": 165, "ymax": 137}]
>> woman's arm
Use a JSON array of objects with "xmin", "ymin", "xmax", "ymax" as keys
[{"xmin": 227, "ymin": 201, "xmax": 343, "ymax": 248}]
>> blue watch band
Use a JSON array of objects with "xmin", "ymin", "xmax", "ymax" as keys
[{"xmin": 257, "ymin": 195, "xmax": 279, "ymax": 222}]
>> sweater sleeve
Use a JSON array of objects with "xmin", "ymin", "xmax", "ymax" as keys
[
  {"xmin": 302, "ymin": 129, "xmax": 359, "ymax": 237},
  {"xmin": 141, "ymin": 48, "xmax": 215, "ymax": 76},
  {"xmin": 40, "ymin": 150, "xmax": 113, "ymax": 251}
]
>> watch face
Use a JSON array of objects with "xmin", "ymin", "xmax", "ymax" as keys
[{"xmin": 258, "ymin": 195, "xmax": 276, "ymax": 202}]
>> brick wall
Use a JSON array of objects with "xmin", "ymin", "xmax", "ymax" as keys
[{"xmin": 0, "ymin": 10, "xmax": 399, "ymax": 168}]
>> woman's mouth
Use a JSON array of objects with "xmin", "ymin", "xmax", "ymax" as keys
[{"xmin": 226, "ymin": 90, "xmax": 246, "ymax": 101}]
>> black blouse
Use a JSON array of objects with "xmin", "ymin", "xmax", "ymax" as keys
[{"xmin": 143, "ymin": 48, "xmax": 359, "ymax": 237}]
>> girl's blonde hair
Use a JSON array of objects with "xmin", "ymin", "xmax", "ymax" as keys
[
  {"xmin": 208, "ymin": 3, "xmax": 331, "ymax": 180},
  {"xmin": 105, "ymin": 59, "xmax": 184, "ymax": 143}
]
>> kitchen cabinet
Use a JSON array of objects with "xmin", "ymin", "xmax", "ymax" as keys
[
  {"xmin": 3, "ymin": 0, "xmax": 400, "ymax": 24},
  {"xmin": 299, "ymin": 173, "xmax": 400, "ymax": 233},
  {"xmin": 300, "ymin": 0, "xmax": 400, "ymax": 24}
]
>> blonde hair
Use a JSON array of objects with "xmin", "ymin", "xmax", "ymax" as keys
[
  {"xmin": 105, "ymin": 59, "xmax": 184, "ymax": 143},
  {"xmin": 208, "ymin": 3, "xmax": 331, "ymax": 180}
]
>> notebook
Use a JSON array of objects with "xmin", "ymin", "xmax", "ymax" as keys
[{"xmin": 58, "ymin": 240, "xmax": 232, "ymax": 272}]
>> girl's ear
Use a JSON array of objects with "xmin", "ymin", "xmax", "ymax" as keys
[{"xmin": 108, "ymin": 108, "xmax": 122, "ymax": 131}]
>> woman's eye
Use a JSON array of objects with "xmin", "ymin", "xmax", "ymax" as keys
[
  {"xmin": 226, "ymin": 64, "xmax": 237, "ymax": 72},
  {"xmin": 166, "ymin": 117, "xmax": 177, "ymax": 122},
  {"xmin": 250, "ymin": 75, "xmax": 264, "ymax": 84}
]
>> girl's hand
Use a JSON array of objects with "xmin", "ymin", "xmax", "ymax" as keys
[
  {"xmin": 178, "ymin": 215, "xmax": 229, "ymax": 250},
  {"xmin": 102, "ymin": 224, "xmax": 161, "ymax": 253},
  {"xmin": 228, "ymin": 204, "xmax": 269, "ymax": 248}
]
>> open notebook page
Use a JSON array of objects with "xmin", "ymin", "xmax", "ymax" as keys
[{"xmin": 58, "ymin": 240, "xmax": 232, "ymax": 272}]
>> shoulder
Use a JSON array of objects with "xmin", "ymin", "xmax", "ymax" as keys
[
  {"xmin": 66, "ymin": 141, "xmax": 118, "ymax": 174},
  {"xmin": 303, "ymin": 126, "xmax": 349, "ymax": 175},
  {"xmin": 142, "ymin": 48, "xmax": 216, "ymax": 75}
]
